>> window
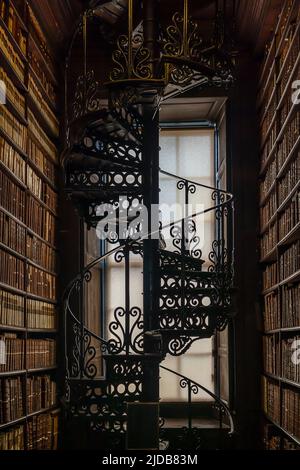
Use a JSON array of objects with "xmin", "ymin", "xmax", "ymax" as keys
[{"xmin": 159, "ymin": 128, "xmax": 216, "ymax": 401}]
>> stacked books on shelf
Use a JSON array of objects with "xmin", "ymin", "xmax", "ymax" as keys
[
  {"xmin": 0, "ymin": 138, "xmax": 26, "ymax": 183},
  {"xmin": 0, "ymin": 0, "xmax": 60, "ymax": 451},
  {"xmin": 0, "ymin": 67, "xmax": 25, "ymax": 117},
  {"xmin": 0, "ymin": 21, "xmax": 26, "ymax": 82},
  {"xmin": 0, "ymin": 105, "xmax": 27, "ymax": 152},
  {"xmin": 0, "ymin": 289, "xmax": 24, "ymax": 328},
  {"xmin": 259, "ymin": 0, "xmax": 300, "ymax": 449},
  {"xmin": 0, "ymin": 424, "xmax": 24, "ymax": 450}
]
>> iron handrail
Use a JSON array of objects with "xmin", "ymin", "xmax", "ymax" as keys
[
  {"xmin": 160, "ymin": 364, "xmax": 234, "ymax": 435},
  {"xmin": 64, "ymin": 168, "xmax": 234, "ymax": 367}
]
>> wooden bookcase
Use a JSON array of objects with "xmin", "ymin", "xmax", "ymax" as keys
[
  {"xmin": 0, "ymin": 0, "xmax": 60, "ymax": 450},
  {"xmin": 258, "ymin": 0, "xmax": 300, "ymax": 450}
]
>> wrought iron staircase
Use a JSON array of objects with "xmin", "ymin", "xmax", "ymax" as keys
[{"xmin": 62, "ymin": 0, "xmax": 236, "ymax": 451}]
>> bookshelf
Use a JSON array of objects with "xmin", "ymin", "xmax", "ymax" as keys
[
  {"xmin": 0, "ymin": 0, "xmax": 60, "ymax": 450},
  {"xmin": 259, "ymin": 0, "xmax": 300, "ymax": 450}
]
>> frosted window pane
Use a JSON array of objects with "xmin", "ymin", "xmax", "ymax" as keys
[
  {"xmin": 160, "ymin": 136, "xmax": 177, "ymax": 173},
  {"xmin": 178, "ymin": 135, "xmax": 212, "ymax": 178}
]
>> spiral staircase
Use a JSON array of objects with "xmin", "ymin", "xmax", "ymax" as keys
[{"xmin": 62, "ymin": 0, "xmax": 236, "ymax": 450}]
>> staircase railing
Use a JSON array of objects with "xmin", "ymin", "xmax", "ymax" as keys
[
  {"xmin": 160, "ymin": 364, "xmax": 234, "ymax": 434},
  {"xmin": 64, "ymin": 169, "xmax": 233, "ymax": 378}
]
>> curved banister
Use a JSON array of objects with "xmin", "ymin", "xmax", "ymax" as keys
[
  {"xmin": 160, "ymin": 364, "xmax": 234, "ymax": 435},
  {"xmin": 63, "ymin": 168, "xmax": 234, "ymax": 299},
  {"xmin": 64, "ymin": 168, "xmax": 234, "ymax": 374},
  {"xmin": 159, "ymin": 168, "xmax": 233, "ymax": 199}
]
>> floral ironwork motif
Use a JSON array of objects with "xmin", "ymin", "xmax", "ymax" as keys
[{"xmin": 72, "ymin": 70, "xmax": 102, "ymax": 120}]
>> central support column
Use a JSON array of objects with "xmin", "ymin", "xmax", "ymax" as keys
[{"xmin": 142, "ymin": 94, "xmax": 160, "ymax": 399}]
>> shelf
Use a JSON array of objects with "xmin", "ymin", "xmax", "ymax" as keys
[
  {"xmin": 28, "ymin": 65, "xmax": 58, "ymax": 114},
  {"xmin": 265, "ymin": 414, "xmax": 300, "ymax": 447},
  {"xmin": 0, "ymin": 53, "xmax": 27, "ymax": 94},
  {"xmin": 5, "ymin": 96, "xmax": 28, "ymax": 126},
  {"xmin": 0, "ymin": 281, "xmax": 26, "ymax": 298},
  {"xmin": 278, "ymin": 222, "xmax": 300, "ymax": 248},
  {"xmin": 26, "ymin": 228, "xmax": 57, "ymax": 252},
  {"xmin": 260, "ymin": 112, "xmax": 277, "ymax": 152},
  {"xmin": 27, "ymin": 329, "xmax": 57, "ymax": 334},
  {"xmin": 276, "ymin": 103, "xmax": 298, "ymax": 144},
  {"xmin": 260, "ymin": 212, "xmax": 277, "ymax": 236},
  {"xmin": 277, "ymin": 134, "xmax": 300, "ymax": 179},
  {"xmin": 259, "ymin": 180, "xmax": 277, "ymax": 207},
  {"xmin": 26, "ymin": 226, "xmax": 58, "ymax": 252},
  {"xmin": 265, "ymin": 372, "xmax": 300, "ymax": 390},
  {"xmin": 28, "ymin": 34, "xmax": 58, "ymax": 88},
  {"xmin": 27, "ymin": 188, "xmax": 59, "ymax": 219},
  {"xmin": 0, "ymin": 241, "xmax": 26, "ymax": 261},
  {"xmin": 0, "ymin": 159, "xmax": 27, "ymax": 190},
  {"xmin": 276, "ymin": 21, "xmax": 300, "ymax": 85},
  {"xmin": 259, "ymin": 84, "xmax": 277, "ymax": 128},
  {"xmin": 0, "ymin": 18, "xmax": 28, "ymax": 64},
  {"xmin": 0, "ymin": 369, "xmax": 26, "ymax": 377},
  {"xmin": 0, "ymin": 281, "xmax": 58, "ymax": 305},
  {"xmin": 279, "ymin": 269, "xmax": 300, "ymax": 287},
  {"xmin": 27, "ymin": 258, "xmax": 58, "ymax": 278},
  {"xmin": 259, "ymin": 141, "xmax": 277, "ymax": 177},
  {"xmin": 280, "ymin": 326, "xmax": 300, "ymax": 333},
  {"xmin": 260, "ymin": 247, "xmax": 277, "ymax": 264},
  {"xmin": 275, "ymin": 0, "xmax": 298, "ymax": 60},
  {"xmin": 0, "ymin": 127, "xmax": 28, "ymax": 159},
  {"xmin": 265, "ymin": 326, "xmax": 300, "ymax": 334},
  {"xmin": 0, "ymin": 406, "xmax": 59, "ymax": 432},
  {"xmin": 27, "ymin": 159, "xmax": 58, "ymax": 193},
  {"xmin": 262, "ymin": 284, "xmax": 279, "ymax": 295},
  {"xmin": 27, "ymin": 366, "xmax": 57, "ymax": 374},
  {"xmin": 0, "ymin": 324, "xmax": 25, "ymax": 332},
  {"xmin": 27, "ymin": 93, "xmax": 60, "ymax": 143},
  {"xmin": 11, "ymin": 2, "xmax": 28, "ymax": 34},
  {"xmin": 0, "ymin": 325, "xmax": 57, "ymax": 334},
  {"xmin": 259, "ymin": 37, "xmax": 276, "ymax": 89},
  {"xmin": 0, "ymin": 205, "xmax": 26, "ymax": 230},
  {"xmin": 26, "ymin": 292, "xmax": 58, "ymax": 306},
  {"xmin": 277, "ymin": 179, "xmax": 300, "ymax": 214}
]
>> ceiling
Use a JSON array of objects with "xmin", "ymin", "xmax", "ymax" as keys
[{"xmin": 31, "ymin": 0, "xmax": 282, "ymax": 59}]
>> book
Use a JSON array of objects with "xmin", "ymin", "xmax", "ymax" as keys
[{"xmin": 0, "ymin": 424, "xmax": 24, "ymax": 450}]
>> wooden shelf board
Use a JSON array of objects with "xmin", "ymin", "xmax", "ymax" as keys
[
  {"xmin": 0, "ymin": 18, "xmax": 28, "ymax": 63},
  {"xmin": 278, "ymin": 222, "xmax": 300, "ymax": 248},
  {"xmin": 277, "ymin": 134, "xmax": 300, "ymax": 180},
  {"xmin": 28, "ymin": 34, "xmax": 58, "ymax": 87},
  {"xmin": 0, "ymin": 324, "xmax": 25, "ymax": 332},
  {"xmin": 0, "ymin": 405, "xmax": 59, "ymax": 431},
  {"xmin": 260, "ymin": 247, "xmax": 277, "ymax": 264},
  {"xmin": 28, "ymin": 65, "xmax": 58, "ymax": 114},
  {"xmin": 265, "ymin": 414, "xmax": 300, "ymax": 447},
  {"xmin": 0, "ymin": 159, "xmax": 27, "ymax": 189},
  {"xmin": 27, "ymin": 158, "xmax": 58, "ymax": 193},
  {"xmin": 259, "ymin": 181, "xmax": 277, "ymax": 208},
  {"xmin": 27, "ymin": 93, "xmax": 60, "ymax": 143},
  {"xmin": 0, "ymin": 127, "xmax": 28, "ymax": 159},
  {"xmin": 5, "ymin": 96, "xmax": 28, "ymax": 126},
  {"xmin": 262, "ymin": 285, "xmax": 279, "ymax": 295},
  {"xmin": 0, "ymin": 369, "xmax": 26, "ymax": 377},
  {"xmin": 27, "ymin": 366, "xmax": 57, "ymax": 374},
  {"xmin": 279, "ymin": 270, "xmax": 300, "ymax": 287},
  {"xmin": 277, "ymin": 179, "xmax": 300, "ymax": 214},
  {"xmin": 0, "ymin": 52, "xmax": 27, "ymax": 93}
]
